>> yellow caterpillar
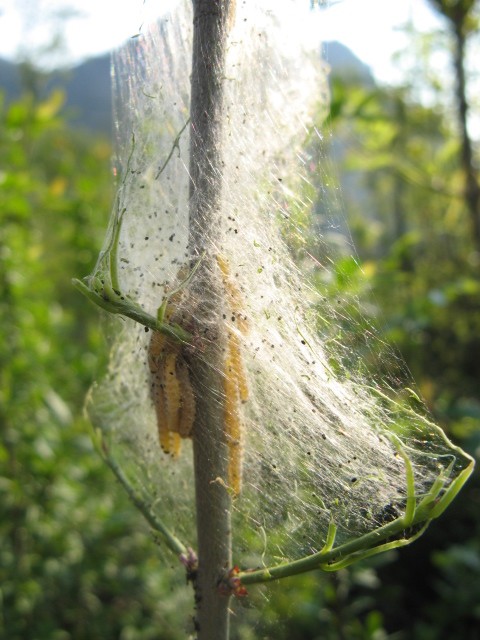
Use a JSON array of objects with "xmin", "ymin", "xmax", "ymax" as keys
[
  {"xmin": 148, "ymin": 256, "xmax": 249, "ymax": 497},
  {"xmin": 216, "ymin": 254, "xmax": 249, "ymax": 335},
  {"xmin": 217, "ymin": 255, "xmax": 249, "ymax": 496},
  {"xmin": 147, "ymin": 282, "xmax": 195, "ymax": 458}
]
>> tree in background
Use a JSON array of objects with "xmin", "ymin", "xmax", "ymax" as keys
[
  {"xmin": 428, "ymin": 0, "xmax": 480, "ymax": 250},
  {"xmin": 319, "ymin": 7, "xmax": 480, "ymax": 636}
]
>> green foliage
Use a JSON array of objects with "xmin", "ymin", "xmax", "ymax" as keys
[
  {"xmin": 312, "ymin": 73, "xmax": 480, "ymax": 638},
  {"xmin": 0, "ymin": 91, "xmax": 192, "ymax": 640},
  {"xmin": 320, "ymin": 77, "xmax": 480, "ymax": 404},
  {"xmin": 2, "ymin": 30, "xmax": 480, "ymax": 637},
  {"xmin": 428, "ymin": 0, "xmax": 479, "ymax": 36},
  {"xmin": 232, "ymin": 566, "xmax": 392, "ymax": 640}
]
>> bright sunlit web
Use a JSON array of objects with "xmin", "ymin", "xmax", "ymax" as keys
[{"xmin": 83, "ymin": 0, "xmax": 473, "ymax": 566}]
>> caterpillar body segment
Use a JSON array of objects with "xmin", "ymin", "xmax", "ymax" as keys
[
  {"xmin": 217, "ymin": 254, "xmax": 249, "ymax": 335},
  {"xmin": 224, "ymin": 358, "xmax": 242, "ymax": 444},
  {"xmin": 217, "ymin": 255, "xmax": 250, "ymax": 497},
  {"xmin": 147, "ymin": 257, "xmax": 249, "ymax": 497},
  {"xmin": 228, "ymin": 332, "xmax": 249, "ymax": 403},
  {"xmin": 169, "ymin": 432, "xmax": 182, "ymax": 458},
  {"xmin": 150, "ymin": 373, "xmax": 171, "ymax": 454},
  {"xmin": 164, "ymin": 351, "xmax": 182, "ymax": 436},
  {"xmin": 147, "ymin": 323, "xmax": 194, "ymax": 458},
  {"xmin": 175, "ymin": 357, "xmax": 196, "ymax": 437},
  {"xmin": 224, "ymin": 344, "xmax": 245, "ymax": 497}
]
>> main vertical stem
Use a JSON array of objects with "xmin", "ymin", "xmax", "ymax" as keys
[{"xmin": 189, "ymin": 2, "xmax": 234, "ymax": 639}]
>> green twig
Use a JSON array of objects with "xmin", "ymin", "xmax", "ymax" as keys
[
  {"xmin": 109, "ymin": 206, "xmax": 125, "ymax": 292},
  {"xmin": 390, "ymin": 434, "xmax": 416, "ymax": 526},
  {"xmin": 238, "ymin": 452, "xmax": 474, "ymax": 586},
  {"xmin": 72, "ymin": 277, "xmax": 192, "ymax": 343},
  {"xmin": 103, "ymin": 446, "xmax": 188, "ymax": 557},
  {"xmin": 87, "ymin": 420, "xmax": 188, "ymax": 557}
]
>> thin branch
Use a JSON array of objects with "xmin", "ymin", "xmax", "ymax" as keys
[
  {"xmin": 102, "ymin": 445, "xmax": 188, "ymax": 557},
  {"xmin": 72, "ymin": 277, "xmax": 192, "ymax": 343},
  {"xmin": 237, "ymin": 456, "xmax": 474, "ymax": 586}
]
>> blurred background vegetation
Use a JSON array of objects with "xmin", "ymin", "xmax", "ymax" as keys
[{"xmin": 1, "ymin": 1, "xmax": 479, "ymax": 638}]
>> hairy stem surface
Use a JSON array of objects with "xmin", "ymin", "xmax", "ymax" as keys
[{"xmin": 189, "ymin": 1, "xmax": 234, "ymax": 638}]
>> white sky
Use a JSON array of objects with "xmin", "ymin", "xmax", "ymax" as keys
[
  {"xmin": 318, "ymin": 0, "xmax": 444, "ymax": 84},
  {"xmin": 0, "ymin": 0, "xmax": 444, "ymax": 83}
]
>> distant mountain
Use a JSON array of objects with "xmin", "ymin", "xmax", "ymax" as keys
[
  {"xmin": 0, "ymin": 54, "xmax": 112, "ymax": 133},
  {"xmin": 322, "ymin": 41, "xmax": 375, "ymax": 88},
  {"xmin": 61, "ymin": 55, "xmax": 112, "ymax": 133},
  {"xmin": 0, "ymin": 58, "xmax": 23, "ymax": 97},
  {"xmin": 0, "ymin": 41, "xmax": 373, "ymax": 135}
]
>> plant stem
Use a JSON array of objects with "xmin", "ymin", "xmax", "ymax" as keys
[
  {"xmin": 103, "ymin": 447, "xmax": 187, "ymax": 557},
  {"xmin": 188, "ymin": 2, "xmax": 234, "ymax": 639},
  {"xmin": 238, "ymin": 458, "xmax": 474, "ymax": 585},
  {"xmin": 72, "ymin": 278, "xmax": 192, "ymax": 343}
]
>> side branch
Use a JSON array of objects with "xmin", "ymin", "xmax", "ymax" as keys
[{"xmin": 237, "ymin": 454, "xmax": 474, "ymax": 586}]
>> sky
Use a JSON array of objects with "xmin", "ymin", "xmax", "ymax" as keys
[
  {"xmin": 0, "ymin": 0, "xmax": 444, "ymax": 84},
  {"xmin": 317, "ymin": 0, "xmax": 444, "ymax": 84}
]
